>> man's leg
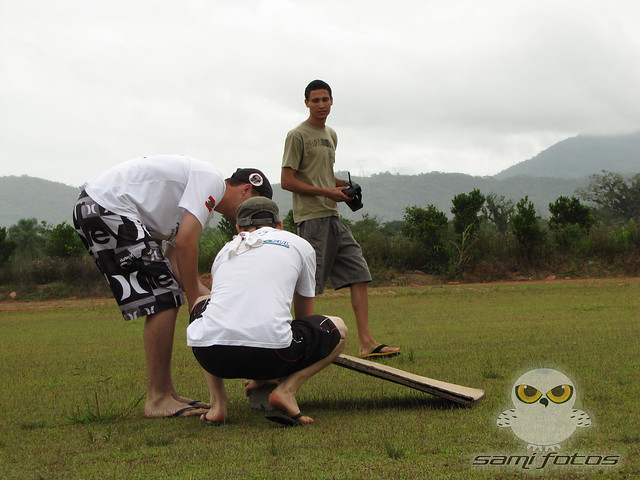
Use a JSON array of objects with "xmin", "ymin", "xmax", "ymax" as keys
[
  {"xmin": 268, "ymin": 316, "xmax": 347, "ymax": 424},
  {"xmin": 350, "ymin": 282, "xmax": 401, "ymax": 357},
  {"xmin": 322, "ymin": 217, "xmax": 400, "ymax": 358},
  {"xmin": 143, "ymin": 308, "xmax": 206, "ymax": 418},
  {"xmin": 201, "ymin": 370, "xmax": 228, "ymax": 424},
  {"xmin": 74, "ymin": 198, "xmax": 206, "ymax": 417}
]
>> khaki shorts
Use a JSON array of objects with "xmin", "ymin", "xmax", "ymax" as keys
[{"xmin": 298, "ymin": 216, "xmax": 371, "ymax": 294}]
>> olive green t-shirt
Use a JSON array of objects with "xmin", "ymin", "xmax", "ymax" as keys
[{"xmin": 282, "ymin": 121, "xmax": 339, "ymax": 223}]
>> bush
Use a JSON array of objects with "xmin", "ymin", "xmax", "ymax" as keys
[
  {"xmin": 198, "ymin": 228, "xmax": 228, "ymax": 273},
  {"xmin": 30, "ymin": 257, "xmax": 61, "ymax": 284},
  {"xmin": 511, "ymin": 196, "xmax": 546, "ymax": 262},
  {"xmin": 0, "ymin": 227, "xmax": 16, "ymax": 268},
  {"xmin": 46, "ymin": 222, "xmax": 86, "ymax": 258},
  {"xmin": 401, "ymin": 205, "xmax": 450, "ymax": 273},
  {"xmin": 352, "ymin": 215, "xmax": 393, "ymax": 270}
]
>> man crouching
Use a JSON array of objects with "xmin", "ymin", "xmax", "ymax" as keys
[{"xmin": 187, "ymin": 197, "xmax": 347, "ymax": 426}]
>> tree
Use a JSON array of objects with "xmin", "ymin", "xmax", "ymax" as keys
[
  {"xmin": 351, "ymin": 214, "xmax": 393, "ymax": 269},
  {"xmin": 548, "ymin": 196, "xmax": 593, "ymax": 251},
  {"xmin": 216, "ymin": 216, "xmax": 236, "ymax": 241},
  {"xmin": 198, "ymin": 227, "xmax": 228, "ymax": 273},
  {"xmin": 380, "ymin": 220, "xmax": 404, "ymax": 237},
  {"xmin": 283, "ymin": 209, "xmax": 297, "ymax": 233},
  {"xmin": 45, "ymin": 221, "xmax": 86, "ymax": 258},
  {"xmin": 7, "ymin": 218, "xmax": 47, "ymax": 262},
  {"xmin": 401, "ymin": 205, "xmax": 449, "ymax": 273},
  {"xmin": 0, "ymin": 227, "xmax": 17, "ymax": 267},
  {"xmin": 548, "ymin": 196, "xmax": 594, "ymax": 232},
  {"xmin": 451, "ymin": 189, "xmax": 485, "ymax": 238},
  {"xmin": 351, "ymin": 213, "xmax": 381, "ymax": 237},
  {"xmin": 482, "ymin": 193, "xmax": 515, "ymax": 233},
  {"xmin": 511, "ymin": 196, "xmax": 545, "ymax": 261},
  {"xmin": 577, "ymin": 171, "xmax": 640, "ymax": 222}
]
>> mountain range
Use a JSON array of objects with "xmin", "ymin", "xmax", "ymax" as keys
[{"xmin": 1, "ymin": 132, "xmax": 638, "ymax": 228}]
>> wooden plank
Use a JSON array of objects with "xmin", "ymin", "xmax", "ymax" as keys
[{"xmin": 333, "ymin": 354, "xmax": 485, "ymax": 407}]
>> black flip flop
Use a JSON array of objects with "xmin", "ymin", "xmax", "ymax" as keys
[
  {"xmin": 200, "ymin": 413, "xmax": 225, "ymax": 426},
  {"xmin": 166, "ymin": 406, "xmax": 203, "ymax": 418},
  {"xmin": 359, "ymin": 344, "xmax": 401, "ymax": 359},
  {"xmin": 264, "ymin": 411, "xmax": 307, "ymax": 427}
]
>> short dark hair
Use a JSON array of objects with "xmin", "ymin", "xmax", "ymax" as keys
[{"xmin": 305, "ymin": 79, "xmax": 332, "ymax": 100}]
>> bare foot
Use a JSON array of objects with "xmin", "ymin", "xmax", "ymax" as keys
[
  {"xmin": 268, "ymin": 387, "xmax": 314, "ymax": 424},
  {"xmin": 244, "ymin": 379, "xmax": 266, "ymax": 396},
  {"xmin": 144, "ymin": 402, "xmax": 208, "ymax": 418},
  {"xmin": 244, "ymin": 379, "xmax": 279, "ymax": 396},
  {"xmin": 201, "ymin": 395, "xmax": 228, "ymax": 425},
  {"xmin": 145, "ymin": 392, "xmax": 212, "ymax": 418},
  {"xmin": 171, "ymin": 393, "xmax": 211, "ymax": 409}
]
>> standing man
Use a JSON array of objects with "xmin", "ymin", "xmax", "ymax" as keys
[
  {"xmin": 281, "ymin": 80, "xmax": 400, "ymax": 359},
  {"xmin": 187, "ymin": 197, "xmax": 347, "ymax": 426},
  {"xmin": 73, "ymin": 154, "xmax": 272, "ymax": 418}
]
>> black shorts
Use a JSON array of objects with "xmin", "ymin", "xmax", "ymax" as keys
[
  {"xmin": 189, "ymin": 299, "xmax": 341, "ymax": 379},
  {"xmin": 73, "ymin": 191, "xmax": 183, "ymax": 320}
]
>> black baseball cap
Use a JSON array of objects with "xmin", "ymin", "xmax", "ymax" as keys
[
  {"xmin": 229, "ymin": 168, "xmax": 273, "ymax": 199},
  {"xmin": 236, "ymin": 197, "xmax": 280, "ymax": 227}
]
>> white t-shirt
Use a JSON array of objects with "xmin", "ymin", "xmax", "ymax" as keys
[
  {"xmin": 186, "ymin": 227, "xmax": 316, "ymax": 349},
  {"xmin": 83, "ymin": 155, "xmax": 225, "ymax": 240}
]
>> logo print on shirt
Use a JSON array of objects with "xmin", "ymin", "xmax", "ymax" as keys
[{"xmin": 205, "ymin": 196, "xmax": 216, "ymax": 212}]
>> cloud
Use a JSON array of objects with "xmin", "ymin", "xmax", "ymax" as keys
[{"xmin": 1, "ymin": 0, "xmax": 639, "ymax": 187}]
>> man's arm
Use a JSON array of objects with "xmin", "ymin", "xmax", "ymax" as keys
[
  {"xmin": 171, "ymin": 211, "xmax": 208, "ymax": 310},
  {"xmin": 281, "ymin": 167, "xmax": 349, "ymax": 203},
  {"xmin": 293, "ymin": 292, "xmax": 314, "ymax": 319}
]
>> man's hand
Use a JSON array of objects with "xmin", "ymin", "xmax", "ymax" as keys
[
  {"xmin": 282, "ymin": 167, "xmax": 350, "ymax": 202},
  {"xmin": 325, "ymin": 186, "xmax": 350, "ymax": 202}
]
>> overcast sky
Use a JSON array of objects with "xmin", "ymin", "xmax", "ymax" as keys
[{"xmin": 1, "ymin": 0, "xmax": 639, "ymax": 189}]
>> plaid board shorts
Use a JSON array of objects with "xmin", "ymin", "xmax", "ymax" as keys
[
  {"xmin": 298, "ymin": 216, "xmax": 372, "ymax": 294},
  {"xmin": 72, "ymin": 191, "xmax": 183, "ymax": 320},
  {"xmin": 189, "ymin": 299, "xmax": 341, "ymax": 380}
]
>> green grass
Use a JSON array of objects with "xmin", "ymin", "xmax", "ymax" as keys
[{"xmin": 1, "ymin": 280, "xmax": 639, "ymax": 479}]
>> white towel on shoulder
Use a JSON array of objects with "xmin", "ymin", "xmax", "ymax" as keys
[{"xmin": 227, "ymin": 231, "xmax": 263, "ymax": 257}]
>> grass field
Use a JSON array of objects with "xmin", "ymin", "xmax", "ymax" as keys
[{"xmin": 1, "ymin": 279, "xmax": 639, "ymax": 479}]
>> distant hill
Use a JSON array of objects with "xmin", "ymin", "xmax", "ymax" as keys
[
  {"xmin": 2, "ymin": 132, "xmax": 639, "ymax": 227},
  {"xmin": 0, "ymin": 175, "xmax": 80, "ymax": 228},
  {"xmin": 0, "ymin": 173, "xmax": 591, "ymax": 228},
  {"xmin": 495, "ymin": 131, "xmax": 640, "ymax": 179}
]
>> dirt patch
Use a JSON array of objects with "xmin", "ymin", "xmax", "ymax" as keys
[
  {"xmin": 0, "ymin": 297, "xmax": 114, "ymax": 312},
  {"xmin": 402, "ymin": 271, "xmax": 442, "ymax": 286},
  {"xmin": 2, "ymin": 277, "xmax": 639, "ymax": 312}
]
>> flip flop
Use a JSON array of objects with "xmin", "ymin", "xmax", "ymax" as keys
[
  {"xmin": 166, "ymin": 406, "xmax": 205, "ymax": 418},
  {"xmin": 359, "ymin": 344, "xmax": 401, "ymax": 359},
  {"xmin": 188, "ymin": 400, "xmax": 211, "ymax": 408},
  {"xmin": 264, "ymin": 411, "xmax": 307, "ymax": 427},
  {"xmin": 200, "ymin": 413, "xmax": 225, "ymax": 426}
]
